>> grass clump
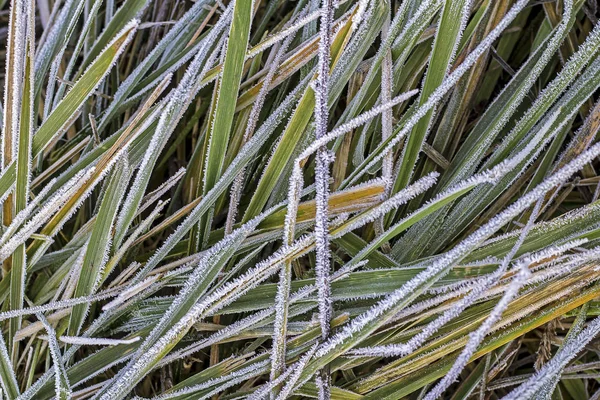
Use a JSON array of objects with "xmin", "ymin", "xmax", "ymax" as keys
[{"xmin": 2, "ymin": 0, "xmax": 600, "ymax": 398}]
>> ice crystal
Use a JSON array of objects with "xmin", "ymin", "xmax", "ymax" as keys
[
  {"xmin": 58, "ymin": 336, "xmax": 140, "ymax": 346},
  {"xmin": 505, "ymin": 315, "xmax": 600, "ymax": 399},
  {"xmin": 227, "ymin": 12, "xmax": 298, "ymax": 234},
  {"xmin": 0, "ymin": 168, "xmax": 94, "ymax": 261},
  {"xmin": 37, "ymin": 313, "xmax": 72, "ymax": 400},
  {"xmin": 315, "ymin": 138, "xmax": 600, "ymax": 365},
  {"xmin": 115, "ymin": 3, "xmax": 233, "ymax": 246},
  {"xmin": 345, "ymin": 0, "xmax": 531, "ymax": 187}
]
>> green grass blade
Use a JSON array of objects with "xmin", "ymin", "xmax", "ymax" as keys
[
  {"xmin": 392, "ymin": 0, "xmax": 472, "ymax": 195},
  {"xmin": 32, "ymin": 21, "xmax": 138, "ymax": 158},
  {"xmin": 9, "ymin": 2, "xmax": 34, "ymax": 360},
  {"xmin": 67, "ymin": 157, "xmax": 130, "ymax": 336}
]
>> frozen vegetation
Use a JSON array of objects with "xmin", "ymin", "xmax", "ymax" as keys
[{"xmin": 1, "ymin": 0, "xmax": 600, "ymax": 399}]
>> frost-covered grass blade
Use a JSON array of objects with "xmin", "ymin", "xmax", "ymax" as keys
[{"xmin": 3, "ymin": 1, "xmax": 600, "ymax": 399}]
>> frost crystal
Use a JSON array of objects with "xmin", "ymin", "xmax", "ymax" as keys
[
  {"xmin": 0, "ymin": 288, "xmax": 120, "ymax": 321},
  {"xmin": 115, "ymin": 2, "xmax": 233, "ymax": 248},
  {"xmin": 2, "ymin": 0, "xmax": 27, "ymax": 168},
  {"xmin": 505, "ymin": 315, "xmax": 600, "ymax": 399},
  {"xmin": 314, "ymin": 136, "xmax": 600, "ymax": 367},
  {"xmin": 155, "ymin": 359, "xmax": 270, "ymax": 400},
  {"xmin": 345, "ymin": 0, "xmax": 531, "ymax": 187},
  {"xmin": 250, "ymin": 345, "xmax": 317, "ymax": 400},
  {"xmin": 0, "ymin": 168, "xmax": 95, "ymax": 261},
  {"xmin": 37, "ymin": 313, "xmax": 72, "ymax": 400},
  {"xmin": 423, "ymin": 199, "xmax": 542, "ymax": 399},
  {"xmin": 227, "ymin": 12, "xmax": 298, "ymax": 235},
  {"xmin": 313, "ymin": 6, "xmax": 335, "ymax": 384},
  {"xmin": 58, "ymin": 336, "xmax": 140, "ymax": 346}
]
